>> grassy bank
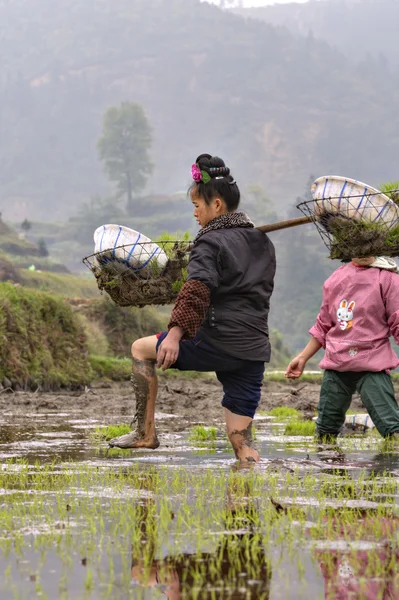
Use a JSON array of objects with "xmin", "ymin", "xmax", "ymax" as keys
[
  {"xmin": 79, "ymin": 298, "xmax": 167, "ymax": 357},
  {"xmin": 21, "ymin": 269, "xmax": 100, "ymax": 298},
  {"xmin": 0, "ymin": 283, "xmax": 92, "ymax": 389}
]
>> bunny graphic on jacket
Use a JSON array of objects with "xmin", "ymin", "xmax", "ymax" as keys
[{"xmin": 337, "ymin": 299, "xmax": 355, "ymax": 331}]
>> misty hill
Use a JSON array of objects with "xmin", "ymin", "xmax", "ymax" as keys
[
  {"xmin": 1, "ymin": 0, "xmax": 399, "ymax": 223},
  {"xmin": 233, "ymin": 0, "xmax": 399, "ymax": 66}
]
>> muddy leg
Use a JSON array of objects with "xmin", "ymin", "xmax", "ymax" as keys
[
  {"xmin": 110, "ymin": 336, "xmax": 159, "ymax": 449},
  {"xmin": 225, "ymin": 409, "xmax": 260, "ymax": 463}
]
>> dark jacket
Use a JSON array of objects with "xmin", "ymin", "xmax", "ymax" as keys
[{"xmin": 187, "ymin": 227, "xmax": 276, "ymax": 362}]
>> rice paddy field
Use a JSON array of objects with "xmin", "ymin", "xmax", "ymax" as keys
[{"xmin": 1, "ymin": 381, "xmax": 399, "ymax": 599}]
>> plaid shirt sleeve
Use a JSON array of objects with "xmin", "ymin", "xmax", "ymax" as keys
[{"xmin": 168, "ymin": 280, "xmax": 211, "ymax": 339}]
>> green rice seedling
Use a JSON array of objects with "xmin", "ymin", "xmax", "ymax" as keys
[
  {"xmin": 188, "ymin": 425, "xmax": 218, "ymax": 442},
  {"xmin": 284, "ymin": 421, "xmax": 316, "ymax": 436},
  {"xmin": 1, "ymin": 452, "xmax": 397, "ymax": 598},
  {"xmin": 91, "ymin": 423, "xmax": 131, "ymax": 441},
  {"xmin": 266, "ymin": 407, "xmax": 302, "ymax": 419},
  {"xmin": 193, "ymin": 447, "xmax": 217, "ymax": 456}
]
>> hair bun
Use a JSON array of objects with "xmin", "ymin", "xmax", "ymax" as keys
[
  {"xmin": 209, "ymin": 166, "xmax": 230, "ymax": 178},
  {"xmin": 190, "ymin": 153, "xmax": 240, "ymax": 210},
  {"xmin": 195, "ymin": 154, "xmax": 231, "ymax": 179}
]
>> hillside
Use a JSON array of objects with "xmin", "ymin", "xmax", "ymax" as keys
[
  {"xmin": 2, "ymin": 0, "xmax": 399, "ymax": 223},
  {"xmin": 233, "ymin": 0, "xmax": 399, "ymax": 66}
]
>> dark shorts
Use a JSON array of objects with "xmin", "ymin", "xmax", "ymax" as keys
[{"xmin": 156, "ymin": 332, "xmax": 265, "ymax": 418}]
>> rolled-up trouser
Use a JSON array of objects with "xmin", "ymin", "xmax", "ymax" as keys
[
  {"xmin": 156, "ymin": 332, "xmax": 265, "ymax": 418},
  {"xmin": 317, "ymin": 370, "xmax": 399, "ymax": 438}
]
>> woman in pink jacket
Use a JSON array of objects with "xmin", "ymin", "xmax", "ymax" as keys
[{"xmin": 285, "ymin": 256, "xmax": 399, "ymax": 439}]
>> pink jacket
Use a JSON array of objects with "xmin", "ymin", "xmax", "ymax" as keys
[{"xmin": 309, "ymin": 263, "xmax": 399, "ymax": 372}]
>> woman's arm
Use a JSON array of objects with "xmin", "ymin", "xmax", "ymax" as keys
[
  {"xmin": 157, "ymin": 237, "xmax": 221, "ymax": 370},
  {"xmin": 168, "ymin": 280, "xmax": 211, "ymax": 339}
]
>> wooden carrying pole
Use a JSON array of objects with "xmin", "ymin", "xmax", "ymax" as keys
[{"xmin": 256, "ymin": 215, "xmax": 312, "ymax": 234}]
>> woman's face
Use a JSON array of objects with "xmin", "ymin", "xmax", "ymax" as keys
[{"xmin": 191, "ymin": 193, "xmax": 227, "ymax": 228}]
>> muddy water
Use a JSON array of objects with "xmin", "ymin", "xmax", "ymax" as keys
[{"xmin": 0, "ymin": 407, "xmax": 399, "ymax": 599}]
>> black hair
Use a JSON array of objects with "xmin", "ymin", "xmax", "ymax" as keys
[{"xmin": 189, "ymin": 153, "xmax": 240, "ymax": 211}]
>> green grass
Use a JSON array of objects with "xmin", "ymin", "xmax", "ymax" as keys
[
  {"xmin": 0, "ymin": 232, "xmax": 39, "ymax": 255},
  {"xmin": 284, "ymin": 421, "xmax": 317, "ymax": 436},
  {"xmin": 264, "ymin": 372, "xmax": 324, "ymax": 383},
  {"xmin": 188, "ymin": 426, "xmax": 218, "ymax": 442},
  {"xmin": 266, "ymin": 407, "xmax": 301, "ymax": 419},
  {"xmin": 89, "ymin": 356, "xmax": 214, "ymax": 382},
  {"xmin": 3, "ymin": 253, "xmax": 69, "ymax": 273},
  {"xmin": 158, "ymin": 369, "xmax": 212, "ymax": 380},
  {"xmin": 21, "ymin": 269, "xmax": 100, "ymax": 298},
  {"xmin": 81, "ymin": 299, "xmax": 168, "ymax": 356},
  {"xmin": 92, "ymin": 423, "xmax": 131, "ymax": 440},
  {"xmin": 89, "ymin": 356, "xmax": 131, "ymax": 381},
  {"xmin": 0, "ymin": 282, "xmax": 92, "ymax": 388}
]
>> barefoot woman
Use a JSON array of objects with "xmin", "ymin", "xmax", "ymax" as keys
[{"xmin": 110, "ymin": 154, "xmax": 276, "ymax": 462}]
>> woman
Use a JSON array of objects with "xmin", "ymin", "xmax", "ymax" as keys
[{"xmin": 110, "ymin": 153, "xmax": 276, "ymax": 463}]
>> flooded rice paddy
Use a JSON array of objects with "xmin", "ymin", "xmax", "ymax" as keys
[{"xmin": 1, "ymin": 404, "xmax": 399, "ymax": 599}]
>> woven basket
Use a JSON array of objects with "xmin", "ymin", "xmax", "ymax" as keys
[
  {"xmin": 297, "ymin": 176, "xmax": 399, "ymax": 260},
  {"xmin": 83, "ymin": 240, "xmax": 191, "ymax": 307}
]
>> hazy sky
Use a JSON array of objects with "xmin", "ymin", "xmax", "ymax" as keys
[{"xmin": 206, "ymin": 0, "xmax": 309, "ymax": 6}]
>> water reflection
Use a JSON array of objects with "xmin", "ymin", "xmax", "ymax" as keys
[
  {"xmin": 131, "ymin": 481, "xmax": 271, "ymax": 599},
  {"xmin": 312, "ymin": 511, "xmax": 399, "ymax": 599}
]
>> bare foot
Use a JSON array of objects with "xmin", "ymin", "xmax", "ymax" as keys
[
  {"xmin": 232, "ymin": 457, "xmax": 260, "ymax": 471},
  {"xmin": 108, "ymin": 431, "xmax": 160, "ymax": 449},
  {"xmin": 237, "ymin": 450, "xmax": 260, "ymax": 463}
]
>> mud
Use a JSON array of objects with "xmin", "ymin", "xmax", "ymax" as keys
[
  {"xmin": 0, "ymin": 376, "xmax": 366, "ymax": 427},
  {"xmin": 130, "ymin": 358, "xmax": 156, "ymax": 432},
  {"xmin": 1, "ymin": 375, "xmax": 399, "ymax": 600},
  {"xmin": 229, "ymin": 422, "xmax": 256, "ymax": 460}
]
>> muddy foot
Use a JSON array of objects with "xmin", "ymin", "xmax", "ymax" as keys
[
  {"xmin": 108, "ymin": 431, "xmax": 160, "ymax": 449},
  {"xmin": 232, "ymin": 459, "xmax": 260, "ymax": 471}
]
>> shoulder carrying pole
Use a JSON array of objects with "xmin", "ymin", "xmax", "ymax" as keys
[{"xmin": 256, "ymin": 216, "xmax": 312, "ymax": 234}]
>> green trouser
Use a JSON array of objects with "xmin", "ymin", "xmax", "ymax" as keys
[{"xmin": 317, "ymin": 370, "xmax": 399, "ymax": 438}]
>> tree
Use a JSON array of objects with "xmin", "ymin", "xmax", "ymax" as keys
[
  {"xmin": 98, "ymin": 102, "xmax": 153, "ymax": 210},
  {"xmin": 21, "ymin": 218, "xmax": 32, "ymax": 233},
  {"xmin": 38, "ymin": 238, "xmax": 49, "ymax": 257}
]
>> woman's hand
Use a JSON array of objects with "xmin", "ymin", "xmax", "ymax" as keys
[
  {"xmin": 285, "ymin": 355, "xmax": 307, "ymax": 379},
  {"xmin": 157, "ymin": 327, "xmax": 183, "ymax": 371}
]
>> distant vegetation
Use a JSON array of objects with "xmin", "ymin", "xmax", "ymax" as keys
[
  {"xmin": 1, "ymin": 0, "xmax": 399, "ymax": 222},
  {"xmin": 1, "ymin": 0, "xmax": 399, "ymax": 377},
  {"xmin": 234, "ymin": 0, "xmax": 399, "ymax": 66}
]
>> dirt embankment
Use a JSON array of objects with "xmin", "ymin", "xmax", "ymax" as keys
[{"xmin": 0, "ymin": 377, "xmax": 367, "ymax": 424}]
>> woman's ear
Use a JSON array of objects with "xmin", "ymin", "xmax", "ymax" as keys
[{"xmin": 214, "ymin": 197, "xmax": 223, "ymax": 213}]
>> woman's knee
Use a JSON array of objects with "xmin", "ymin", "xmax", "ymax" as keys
[{"xmin": 131, "ymin": 336, "xmax": 158, "ymax": 361}]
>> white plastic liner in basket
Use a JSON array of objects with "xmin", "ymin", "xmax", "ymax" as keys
[
  {"xmin": 313, "ymin": 413, "xmax": 374, "ymax": 432},
  {"xmin": 311, "ymin": 176, "xmax": 399, "ymax": 230},
  {"xmin": 93, "ymin": 224, "xmax": 168, "ymax": 272}
]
